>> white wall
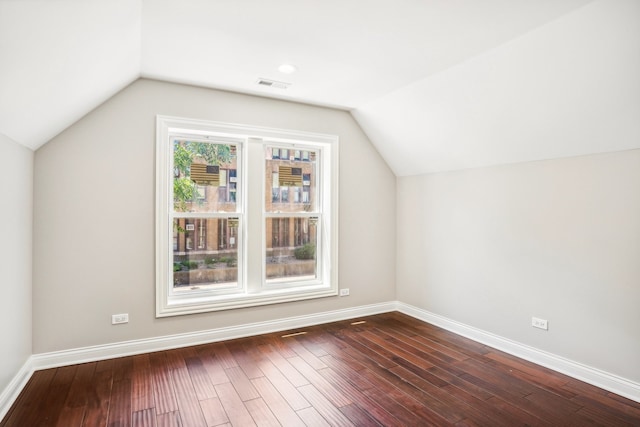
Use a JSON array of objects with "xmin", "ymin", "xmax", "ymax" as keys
[
  {"xmin": 397, "ymin": 149, "xmax": 640, "ymax": 382},
  {"xmin": 33, "ymin": 79, "xmax": 396, "ymax": 353},
  {"xmin": 0, "ymin": 134, "xmax": 33, "ymax": 391}
]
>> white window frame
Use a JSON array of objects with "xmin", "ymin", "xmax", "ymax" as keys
[{"xmin": 156, "ymin": 116, "xmax": 339, "ymax": 317}]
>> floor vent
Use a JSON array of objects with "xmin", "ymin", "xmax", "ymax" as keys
[{"xmin": 281, "ymin": 331, "xmax": 307, "ymax": 338}]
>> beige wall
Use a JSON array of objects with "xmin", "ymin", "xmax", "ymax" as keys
[
  {"xmin": 0, "ymin": 134, "xmax": 32, "ymax": 391},
  {"xmin": 397, "ymin": 149, "xmax": 640, "ymax": 382},
  {"xmin": 33, "ymin": 79, "xmax": 396, "ymax": 353}
]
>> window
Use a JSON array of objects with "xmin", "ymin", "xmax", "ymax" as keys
[
  {"xmin": 197, "ymin": 220, "xmax": 206, "ymax": 249},
  {"xmin": 156, "ymin": 116, "xmax": 338, "ymax": 316},
  {"xmin": 270, "ymin": 218, "xmax": 289, "ymax": 248}
]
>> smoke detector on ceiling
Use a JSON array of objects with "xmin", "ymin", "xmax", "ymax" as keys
[{"xmin": 256, "ymin": 78, "xmax": 291, "ymax": 90}]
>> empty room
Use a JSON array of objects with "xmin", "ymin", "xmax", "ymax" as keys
[{"xmin": 1, "ymin": 0, "xmax": 639, "ymax": 425}]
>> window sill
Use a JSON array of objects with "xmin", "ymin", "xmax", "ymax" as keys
[{"xmin": 157, "ymin": 285, "xmax": 337, "ymax": 317}]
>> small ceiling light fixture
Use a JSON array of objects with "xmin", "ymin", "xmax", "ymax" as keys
[{"xmin": 278, "ymin": 63, "xmax": 298, "ymax": 74}]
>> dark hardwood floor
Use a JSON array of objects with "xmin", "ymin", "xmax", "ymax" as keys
[{"xmin": 2, "ymin": 312, "xmax": 640, "ymax": 426}]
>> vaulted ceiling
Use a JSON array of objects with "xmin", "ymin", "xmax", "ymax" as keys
[{"xmin": 1, "ymin": 0, "xmax": 638, "ymax": 175}]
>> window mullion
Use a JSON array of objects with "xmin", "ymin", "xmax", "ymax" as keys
[{"xmin": 246, "ymin": 138, "xmax": 265, "ymax": 293}]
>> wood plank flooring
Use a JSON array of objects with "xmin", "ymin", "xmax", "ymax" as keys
[{"xmin": 2, "ymin": 312, "xmax": 639, "ymax": 426}]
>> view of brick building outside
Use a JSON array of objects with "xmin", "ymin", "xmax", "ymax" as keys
[{"xmin": 173, "ymin": 144, "xmax": 318, "ymax": 288}]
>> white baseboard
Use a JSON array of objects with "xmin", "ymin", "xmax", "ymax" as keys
[
  {"xmin": 30, "ymin": 301, "xmax": 397, "ymax": 371},
  {"xmin": 0, "ymin": 359, "xmax": 33, "ymax": 422},
  {"xmin": 397, "ymin": 302, "xmax": 640, "ymax": 404},
  {"xmin": 3, "ymin": 300, "xmax": 639, "ymax": 422}
]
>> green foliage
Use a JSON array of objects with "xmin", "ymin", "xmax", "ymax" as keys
[
  {"xmin": 294, "ymin": 243, "xmax": 316, "ymax": 260},
  {"xmin": 185, "ymin": 141, "xmax": 232, "ymax": 165},
  {"xmin": 173, "ymin": 263, "xmax": 183, "ymax": 272},
  {"xmin": 173, "ymin": 178, "xmax": 198, "ymax": 211},
  {"xmin": 173, "ymin": 143, "xmax": 194, "ymax": 174},
  {"xmin": 181, "ymin": 260, "xmax": 199, "ymax": 270},
  {"xmin": 204, "ymin": 257, "xmax": 217, "ymax": 267},
  {"xmin": 218, "ymin": 256, "xmax": 237, "ymax": 267}
]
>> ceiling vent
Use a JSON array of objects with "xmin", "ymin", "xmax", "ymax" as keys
[{"xmin": 256, "ymin": 78, "xmax": 291, "ymax": 90}]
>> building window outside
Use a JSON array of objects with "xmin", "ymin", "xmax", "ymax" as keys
[
  {"xmin": 270, "ymin": 218, "xmax": 290, "ymax": 248},
  {"xmin": 198, "ymin": 220, "xmax": 206, "ymax": 249},
  {"xmin": 196, "ymin": 185, "xmax": 206, "ymax": 201},
  {"xmin": 271, "ymin": 218, "xmax": 280, "ymax": 247},
  {"xmin": 218, "ymin": 218, "xmax": 228, "ymax": 249},
  {"xmin": 156, "ymin": 116, "xmax": 338, "ymax": 316},
  {"xmin": 229, "ymin": 169, "xmax": 237, "ymax": 203},
  {"xmin": 294, "ymin": 218, "xmax": 311, "ymax": 246}
]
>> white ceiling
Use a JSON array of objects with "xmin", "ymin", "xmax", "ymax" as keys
[{"xmin": 1, "ymin": 0, "xmax": 638, "ymax": 175}]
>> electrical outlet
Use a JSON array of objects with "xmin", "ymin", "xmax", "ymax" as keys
[
  {"xmin": 112, "ymin": 313, "xmax": 129, "ymax": 325},
  {"xmin": 532, "ymin": 317, "xmax": 548, "ymax": 330},
  {"xmin": 339, "ymin": 288, "xmax": 350, "ymax": 297}
]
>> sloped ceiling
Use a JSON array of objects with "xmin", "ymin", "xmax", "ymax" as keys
[
  {"xmin": 1, "ymin": 0, "xmax": 638, "ymax": 175},
  {"xmin": 0, "ymin": 0, "xmax": 141, "ymax": 150},
  {"xmin": 355, "ymin": 0, "xmax": 640, "ymax": 175}
]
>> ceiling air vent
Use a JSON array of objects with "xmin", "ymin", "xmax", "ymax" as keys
[{"xmin": 256, "ymin": 78, "xmax": 291, "ymax": 90}]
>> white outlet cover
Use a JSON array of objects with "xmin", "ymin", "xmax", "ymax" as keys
[
  {"xmin": 532, "ymin": 317, "xmax": 548, "ymax": 330},
  {"xmin": 112, "ymin": 313, "xmax": 129, "ymax": 324}
]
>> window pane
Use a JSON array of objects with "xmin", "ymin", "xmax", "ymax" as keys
[
  {"xmin": 265, "ymin": 217, "xmax": 317, "ymax": 282},
  {"xmin": 173, "ymin": 140, "xmax": 238, "ymax": 213},
  {"xmin": 172, "ymin": 218, "xmax": 238, "ymax": 291},
  {"xmin": 265, "ymin": 146, "xmax": 317, "ymax": 213}
]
